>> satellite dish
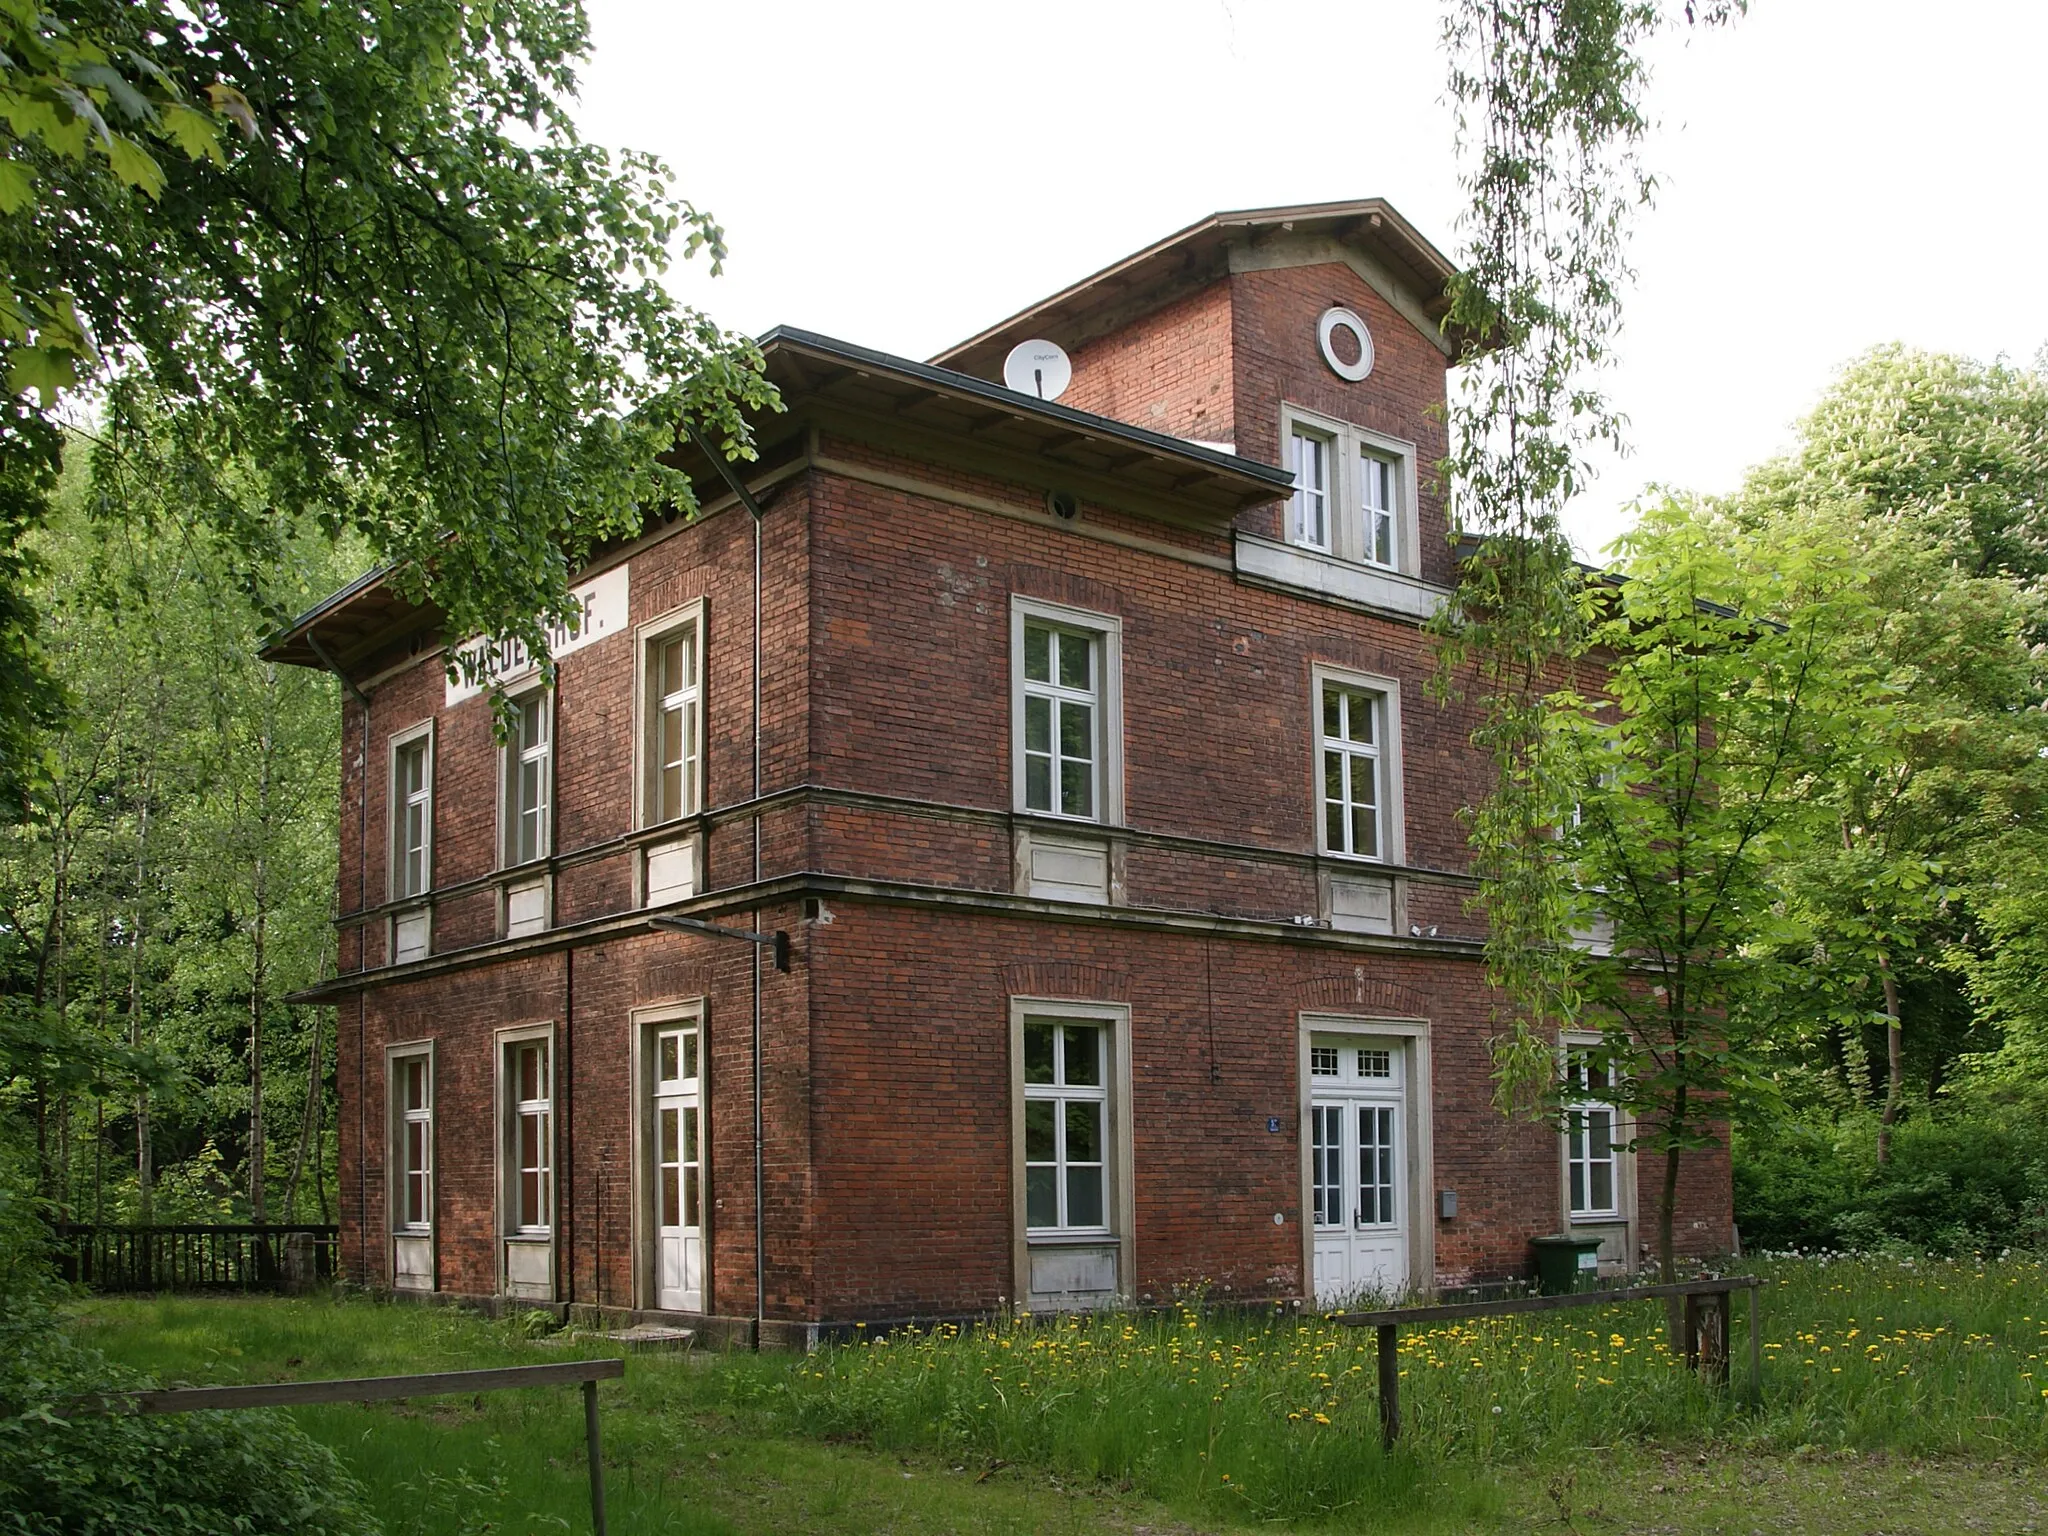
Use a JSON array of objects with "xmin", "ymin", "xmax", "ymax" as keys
[{"xmin": 1003, "ymin": 339, "xmax": 1072, "ymax": 401}]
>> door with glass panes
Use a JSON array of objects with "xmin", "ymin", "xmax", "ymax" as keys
[
  {"xmin": 1308, "ymin": 1036, "xmax": 1408, "ymax": 1303},
  {"xmin": 647, "ymin": 1023, "xmax": 703, "ymax": 1312}
]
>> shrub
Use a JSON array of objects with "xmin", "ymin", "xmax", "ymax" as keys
[
  {"xmin": 1735, "ymin": 1091, "xmax": 2048, "ymax": 1254},
  {"xmin": 0, "ymin": 1284, "xmax": 380, "ymax": 1536}
]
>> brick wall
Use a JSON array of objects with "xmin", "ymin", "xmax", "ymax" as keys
[{"xmin": 317, "ymin": 236, "xmax": 1735, "ymax": 1322}]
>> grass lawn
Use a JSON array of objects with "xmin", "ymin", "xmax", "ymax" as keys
[{"xmin": 71, "ymin": 1257, "xmax": 2048, "ymax": 1534}]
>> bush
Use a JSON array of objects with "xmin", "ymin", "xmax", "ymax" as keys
[
  {"xmin": 1735, "ymin": 1090, "xmax": 2048, "ymax": 1254},
  {"xmin": 0, "ymin": 1229, "xmax": 380, "ymax": 1536}
]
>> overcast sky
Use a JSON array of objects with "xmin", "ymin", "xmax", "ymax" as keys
[{"xmin": 575, "ymin": 0, "xmax": 2047, "ymax": 560}]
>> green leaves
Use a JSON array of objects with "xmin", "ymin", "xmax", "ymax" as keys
[{"xmin": 0, "ymin": 0, "xmax": 779, "ymax": 803}]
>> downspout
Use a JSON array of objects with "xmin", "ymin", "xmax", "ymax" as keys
[
  {"xmin": 751, "ymin": 495, "xmax": 765, "ymax": 1347},
  {"xmin": 563, "ymin": 945, "xmax": 574, "ymax": 1309},
  {"xmin": 681, "ymin": 422, "xmax": 770, "ymax": 1349}
]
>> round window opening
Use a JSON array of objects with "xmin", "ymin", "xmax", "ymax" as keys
[{"xmin": 1317, "ymin": 306, "xmax": 1374, "ymax": 382}]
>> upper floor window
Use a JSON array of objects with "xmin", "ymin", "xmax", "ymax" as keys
[
  {"xmin": 1360, "ymin": 448, "xmax": 1396, "ymax": 569},
  {"xmin": 389, "ymin": 727, "xmax": 433, "ymax": 901},
  {"xmin": 1012, "ymin": 597, "xmax": 1123, "ymax": 826},
  {"xmin": 1313, "ymin": 666, "xmax": 1406, "ymax": 866},
  {"xmin": 1282, "ymin": 405, "xmax": 1418, "ymax": 575},
  {"xmin": 640, "ymin": 608, "xmax": 703, "ymax": 826},
  {"xmin": 1289, "ymin": 428, "xmax": 1332, "ymax": 552},
  {"xmin": 501, "ymin": 689, "xmax": 551, "ymax": 867},
  {"xmin": 1320, "ymin": 681, "xmax": 1383, "ymax": 860}
]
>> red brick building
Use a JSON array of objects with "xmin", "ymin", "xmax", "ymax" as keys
[{"xmin": 269, "ymin": 200, "xmax": 1732, "ymax": 1343}]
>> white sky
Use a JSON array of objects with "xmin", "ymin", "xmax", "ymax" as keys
[{"xmin": 576, "ymin": 0, "xmax": 2048, "ymax": 561}]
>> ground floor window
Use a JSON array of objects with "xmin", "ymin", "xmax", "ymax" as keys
[
  {"xmin": 1011, "ymin": 998, "xmax": 1133, "ymax": 1311},
  {"xmin": 1563, "ymin": 1044, "xmax": 1621, "ymax": 1219},
  {"xmin": 390, "ymin": 1048, "xmax": 433, "ymax": 1231},
  {"xmin": 1023, "ymin": 1018, "xmax": 1109, "ymax": 1232},
  {"xmin": 503, "ymin": 1034, "xmax": 552, "ymax": 1234}
]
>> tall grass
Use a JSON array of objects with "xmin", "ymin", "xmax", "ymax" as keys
[{"xmin": 748, "ymin": 1256, "xmax": 2048, "ymax": 1524}]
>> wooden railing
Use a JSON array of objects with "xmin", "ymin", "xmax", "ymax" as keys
[
  {"xmin": 1332, "ymin": 1275, "xmax": 1766, "ymax": 1447},
  {"xmin": 51, "ymin": 1223, "xmax": 340, "ymax": 1293},
  {"xmin": 75, "ymin": 1358, "xmax": 625, "ymax": 1535}
]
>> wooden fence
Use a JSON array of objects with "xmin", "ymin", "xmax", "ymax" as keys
[
  {"xmin": 51, "ymin": 1223, "xmax": 340, "ymax": 1293},
  {"xmin": 1333, "ymin": 1275, "xmax": 1766, "ymax": 1447},
  {"xmin": 76, "ymin": 1358, "xmax": 625, "ymax": 1535}
]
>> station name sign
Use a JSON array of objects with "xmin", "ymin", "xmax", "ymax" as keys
[{"xmin": 444, "ymin": 563, "xmax": 630, "ymax": 707}]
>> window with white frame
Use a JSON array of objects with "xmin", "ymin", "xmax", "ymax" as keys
[
  {"xmin": 1563, "ymin": 1048, "xmax": 1620, "ymax": 1219},
  {"xmin": 1289, "ymin": 426, "xmax": 1332, "ymax": 551},
  {"xmin": 1320, "ymin": 681, "xmax": 1385, "ymax": 860},
  {"xmin": 1022, "ymin": 1018, "xmax": 1109, "ymax": 1232},
  {"xmin": 1013, "ymin": 600, "xmax": 1122, "ymax": 824},
  {"xmin": 1280, "ymin": 406, "xmax": 1417, "ymax": 573},
  {"xmin": 641, "ymin": 617, "xmax": 701, "ymax": 826},
  {"xmin": 390, "ymin": 731, "xmax": 433, "ymax": 900},
  {"xmin": 505, "ymin": 1038, "xmax": 552, "ymax": 1233},
  {"xmin": 1360, "ymin": 447, "xmax": 1396, "ymax": 569},
  {"xmin": 392, "ymin": 1050, "xmax": 432, "ymax": 1231},
  {"xmin": 501, "ymin": 690, "xmax": 551, "ymax": 867}
]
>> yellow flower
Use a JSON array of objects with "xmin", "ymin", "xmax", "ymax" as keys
[{"xmin": 1313, "ymin": 1412, "xmax": 1331, "ymax": 1425}]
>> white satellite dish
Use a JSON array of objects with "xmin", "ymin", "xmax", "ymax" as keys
[{"xmin": 1002, "ymin": 339, "xmax": 1072, "ymax": 401}]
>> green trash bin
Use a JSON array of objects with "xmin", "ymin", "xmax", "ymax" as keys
[{"xmin": 1530, "ymin": 1234, "xmax": 1604, "ymax": 1294}]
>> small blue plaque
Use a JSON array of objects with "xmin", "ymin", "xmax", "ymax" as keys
[{"xmin": 1266, "ymin": 1116, "xmax": 1282, "ymax": 1133}]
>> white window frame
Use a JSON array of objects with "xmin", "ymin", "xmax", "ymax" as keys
[
  {"xmin": 1561, "ymin": 1037, "xmax": 1623, "ymax": 1221},
  {"xmin": 1021, "ymin": 1019, "xmax": 1111, "ymax": 1235},
  {"xmin": 498, "ymin": 685, "xmax": 553, "ymax": 869},
  {"xmin": 1312, "ymin": 665, "xmax": 1406, "ymax": 866},
  {"xmin": 1288, "ymin": 424, "xmax": 1333, "ymax": 552},
  {"xmin": 386, "ymin": 1042, "xmax": 434, "ymax": 1235},
  {"xmin": 497, "ymin": 1025, "xmax": 555, "ymax": 1238},
  {"xmin": 1010, "ymin": 596, "xmax": 1123, "ymax": 826},
  {"xmin": 387, "ymin": 721, "xmax": 435, "ymax": 902},
  {"xmin": 1009, "ymin": 997, "xmax": 1135, "ymax": 1302},
  {"xmin": 1280, "ymin": 404, "xmax": 1421, "ymax": 576},
  {"xmin": 633, "ymin": 599, "xmax": 707, "ymax": 830}
]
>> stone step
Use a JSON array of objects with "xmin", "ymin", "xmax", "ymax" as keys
[{"xmin": 596, "ymin": 1323, "xmax": 696, "ymax": 1350}]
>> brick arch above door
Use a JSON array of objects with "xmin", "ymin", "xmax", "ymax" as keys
[{"xmin": 1297, "ymin": 971, "xmax": 1430, "ymax": 1018}]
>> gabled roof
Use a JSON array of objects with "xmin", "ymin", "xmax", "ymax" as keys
[
  {"xmin": 932, "ymin": 198, "xmax": 1464, "ymax": 382},
  {"xmin": 263, "ymin": 328, "xmax": 1292, "ymax": 673}
]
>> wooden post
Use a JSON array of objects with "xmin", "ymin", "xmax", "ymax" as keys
[
  {"xmin": 583, "ymin": 1376, "xmax": 608, "ymax": 1536},
  {"xmin": 1681, "ymin": 1293, "xmax": 1701, "ymax": 1372},
  {"xmin": 1747, "ymin": 1282, "xmax": 1763, "ymax": 1408},
  {"xmin": 1376, "ymin": 1323, "xmax": 1400, "ymax": 1449},
  {"xmin": 1698, "ymin": 1290, "xmax": 1728, "ymax": 1385}
]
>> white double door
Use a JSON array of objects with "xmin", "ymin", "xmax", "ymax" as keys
[
  {"xmin": 648, "ymin": 1024, "xmax": 703, "ymax": 1313},
  {"xmin": 1310, "ymin": 1035, "xmax": 1409, "ymax": 1305}
]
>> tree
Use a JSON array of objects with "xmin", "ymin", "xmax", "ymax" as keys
[
  {"xmin": 1, "ymin": 419, "xmax": 348, "ymax": 1225},
  {"xmin": 0, "ymin": 2, "xmax": 778, "ymax": 802},
  {"xmin": 1746, "ymin": 513, "xmax": 2046, "ymax": 1161},
  {"xmin": 1498, "ymin": 498, "xmax": 1872, "ymax": 1279},
  {"xmin": 1741, "ymin": 346, "xmax": 2048, "ymax": 588},
  {"xmin": 1434, "ymin": 0, "xmax": 1747, "ymax": 1051}
]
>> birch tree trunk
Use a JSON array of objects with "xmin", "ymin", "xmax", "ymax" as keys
[
  {"xmin": 130, "ymin": 791, "xmax": 152, "ymax": 1224},
  {"xmin": 1876, "ymin": 951, "xmax": 1903, "ymax": 1167},
  {"xmin": 245, "ymin": 671, "xmax": 282, "ymax": 1221}
]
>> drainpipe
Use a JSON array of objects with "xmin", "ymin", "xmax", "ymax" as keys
[{"xmin": 751, "ymin": 496, "xmax": 765, "ymax": 1347}]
